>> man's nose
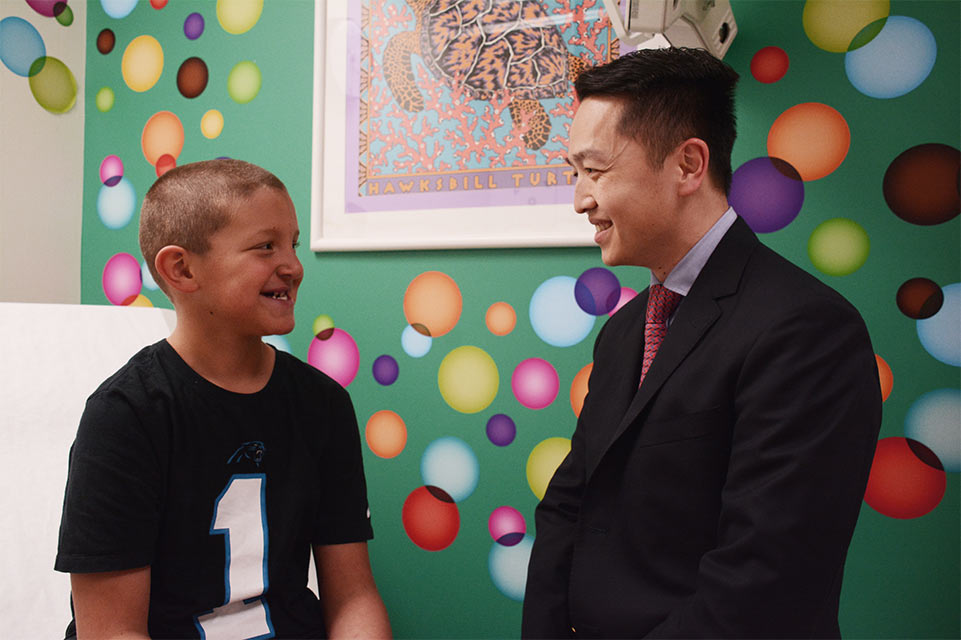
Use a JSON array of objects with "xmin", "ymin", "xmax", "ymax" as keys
[{"xmin": 574, "ymin": 181, "xmax": 596, "ymax": 214}]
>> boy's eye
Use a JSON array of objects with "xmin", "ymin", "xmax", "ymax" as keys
[
  {"xmin": 260, "ymin": 242, "xmax": 273, "ymax": 250},
  {"xmin": 293, "ymin": 240, "xmax": 301, "ymax": 249}
]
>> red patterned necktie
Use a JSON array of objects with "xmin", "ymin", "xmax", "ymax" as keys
[{"xmin": 639, "ymin": 284, "xmax": 683, "ymax": 386}]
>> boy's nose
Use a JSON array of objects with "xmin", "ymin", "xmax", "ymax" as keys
[{"xmin": 279, "ymin": 251, "xmax": 304, "ymax": 280}]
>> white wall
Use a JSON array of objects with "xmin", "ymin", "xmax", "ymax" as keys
[{"xmin": 0, "ymin": 0, "xmax": 86, "ymax": 303}]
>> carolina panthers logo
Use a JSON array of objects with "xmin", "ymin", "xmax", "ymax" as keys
[{"xmin": 228, "ymin": 441, "xmax": 266, "ymax": 467}]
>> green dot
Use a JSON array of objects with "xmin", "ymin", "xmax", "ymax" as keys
[
  {"xmin": 95, "ymin": 87, "xmax": 115, "ymax": 112},
  {"xmin": 227, "ymin": 60, "xmax": 262, "ymax": 104},
  {"xmin": 312, "ymin": 314, "xmax": 335, "ymax": 337},
  {"xmin": 28, "ymin": 56, "xmax": 77, "ymax": 114},
  {"xmin": 55, "ymin": 4, "xmax": 75, "ymax": 27},
  {"xmin": 808, "ymin": 217, "xmax": 870, "ymax": 276}
]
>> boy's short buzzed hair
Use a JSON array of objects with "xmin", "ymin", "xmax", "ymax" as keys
[
  {"xmin": 139, "ymin": 158, "xmax": 288, "ymax": 294},
  {"xmin": 574, "ymin": 47, "xmax": 740, "ymax": 194}
]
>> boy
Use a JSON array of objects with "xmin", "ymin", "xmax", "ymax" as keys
[{"xmin": 55, "ymin": 159, "xmax": 391, "ymax": 639}]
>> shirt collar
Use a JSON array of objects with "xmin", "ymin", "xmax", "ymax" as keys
[{"xmin": 652, "ymin": 207, "xmax": 738, "ymax": 295}]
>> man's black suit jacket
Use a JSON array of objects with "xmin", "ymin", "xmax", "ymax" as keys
[{"xmin": 522, "ymin": 217, "xmax": 882, "ymax": 638}]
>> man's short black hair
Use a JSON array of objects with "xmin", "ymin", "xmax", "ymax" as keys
[{"xmin": 574, "ymin": 47, "xmax": 739, "ymax": 194}]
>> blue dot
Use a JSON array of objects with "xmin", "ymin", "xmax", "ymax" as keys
[
  {"xmin": 488, "ymin": 534, "xmax": 533, "ymax": 601},
  {"xmin": 97, "ymin": 177, "xmax": 136, "ymax": 229},
  {"xmin": 917, "ymin": 282, "xmax": 960, "ymax": 367},
  {"xmin": 101, "ymin": 0, "xmax": 138, "ymax": 19},
  {"xmin": 530, "ymin": 276, "xmax": 595, "ymax": 347},
  {"xmin": 421, "ymin": 436, "xmax": 478, "ymax": 502},
  {"xmin": 262, "ymin": 335, "xmax": 291, "ymax": 353},
  {"xmin": 845, "ymin": 16, "xmax": 937, "ymax": 99},
  {"xmin": 905, "ymin": 388, "xmax": 961, "ymax": 473},
  {"xmin": 401, "ymin": 324, "xmax": 431, "ymax": 358},
  {"xmin": 140, "ymin": 260, "xmax": 159, "ymax": 291},
  {"xmin": 0, "ymin": 17, "xmax": 45, "ymax": 77}
]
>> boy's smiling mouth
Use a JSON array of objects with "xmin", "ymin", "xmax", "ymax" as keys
[{"xmin": 262, "ymin": 289, "xmax": 291, "ymax": 301}]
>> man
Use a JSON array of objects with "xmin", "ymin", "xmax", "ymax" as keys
[{"xmin": 522, "ymin": 48, "xmax": 882, "ymax": 638}]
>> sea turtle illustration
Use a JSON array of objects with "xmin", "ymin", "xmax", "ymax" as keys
[{"xmin": 383, "ymin": 0, "xmax": 589, "ymax": 150}]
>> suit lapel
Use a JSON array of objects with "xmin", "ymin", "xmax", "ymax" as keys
[{"xmin": 586, "ymin": 217, "xmax": 760, "ymax": 481}]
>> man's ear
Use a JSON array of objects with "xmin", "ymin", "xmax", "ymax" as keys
[
  {"xmin": 675, "ymin": 137, "xmax": 711, "ymax": 196},
  {"xmin": 154, "ymin": 245, "xmax": 199, "ymax": 293}
]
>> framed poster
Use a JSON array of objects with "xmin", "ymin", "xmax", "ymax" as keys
[{"xmin": 311, "ymin": 0, "xmax": 618, "ymax": 250}]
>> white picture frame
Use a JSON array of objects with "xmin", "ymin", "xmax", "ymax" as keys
[{"xmin": 309, "ymin": 0, "xmax": 603, "ymax": 251}]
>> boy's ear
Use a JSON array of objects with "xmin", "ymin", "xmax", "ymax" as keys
[
  {"xmin": 154, "ymin": 245, "xmax": 199, "ymax": 293},
  {"xmin": 675, "ymin": 137, "xmax": 711, "ymax": 197}
]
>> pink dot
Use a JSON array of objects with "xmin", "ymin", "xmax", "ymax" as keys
[
  {"xmin": 511, "ymin": 358, "xmax": 559, "ymax": 409},
  {"xmin": 307, "ymin": 328, "xmax": 360, "ymax": 387},
  {"xmin": 102, "ymin": 253, "xmax": 142, "ymax": 305},
  {"xmin": 99, "ymin": 155, "xmax": 124, "ymax": 186},
  {"xmin": 609, "ymin": 286, "xmax": 638, "ymax": 316},
  {"xmin": 488, "ymin": 506, "xmax": 526, "ymax": 546}
]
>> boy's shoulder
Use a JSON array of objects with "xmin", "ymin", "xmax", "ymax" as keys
[{"xmin": 89, "ymin": 339, "xmax": 172, "ymax": 399}]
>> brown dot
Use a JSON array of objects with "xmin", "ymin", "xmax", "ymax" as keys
[
  {"xmin": 883, "ymin": 143, "xmax": 960, "ymax": 225},
  {"xmin": 896, "ymin": 278, "xmax": 944, "ymax": 319},
  {"xmin": 176, "ymin": 57, "xmax": 208, "ymax": 99},
  {"xmin": 96, "ymin": 29, "xmax": 115, "ymax": 55}
]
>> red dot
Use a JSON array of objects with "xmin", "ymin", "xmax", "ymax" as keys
[
  {"xmin": 156, "ymin": 154, "xmax": 176, "ymax": 177},
  {"xmin": 402, "ymin": 486, "xmax": 459, "ymax": 551},
  {"xmin": 751, "ymin": 46, "xmax": 789, "ymax": 84},
  {"xmin": 864, "ymin": 437, "xmax": 946, "ymax": 519}
]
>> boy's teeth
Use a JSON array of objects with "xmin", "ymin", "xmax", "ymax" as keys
[{"xmin": 270, "ymin": 292, "xmax": 288, "ymax": 300}]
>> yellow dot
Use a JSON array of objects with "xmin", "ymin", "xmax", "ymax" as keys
[
  {"xmin": 217, "ymin": 0, "xmax": 264, "ymax": 35},
  {"xmin": 438, "ymin": 346, "xmax": 498, "ymax": 414},
  {"xmin": 201, "ymin": 109, "xmax": 224, "ymax": 139},
  {"xmin": 526, "ymin": 437, "xmax": 571, "ymax": 500},
  {"xmin": 312, "ymin": 314, "xmax": 335, "ymax": 338},
  {"xmin": 121, "ymin": 35, "xmax": 164, "ymax": 92},
  {"xmin": 802, "ymin": 0, "xmax": 890, "ymax": 53},
  {"xmin": 128, "ymin": 294, "xmax": 154, "ymax": 307}
]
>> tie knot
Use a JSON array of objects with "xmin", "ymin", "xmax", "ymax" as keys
[{"xmin": 646, "ymin": 284, "xmax": 683, "ymax": 324}]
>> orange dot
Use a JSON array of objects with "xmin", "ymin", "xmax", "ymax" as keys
[
  {"xmin": 876, "ymin": 354, "xmax": 893, "ymax": 402},
  {"xmin": 569, "ymin": 362, "xmax": 592, "ymax": 417},
  {"xmin": 767, "ymin": 102, "xmax": 850, "ymax": 181},
  {"xmin": 486, "ymin": 301, "xmax": 516, "ymax": 336},
  {"xmin": 403, "ymin": 271, "xmax": 462, "ymax": 337},
  {"xmin": 141, "ymin": 110, "xmax": 184, "ymax": 166},
  {"xmin": 365, "ymin": 410, "xmax": 407, "ymax": 459}
]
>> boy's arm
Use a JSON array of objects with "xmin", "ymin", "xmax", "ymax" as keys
[
  {"xmin": 314, "ymin": 542, "xmax": 391, "ymax": 639},
  {"xmin": 71, "ymin": 566, "xmax": 151, "ymax": 639}
]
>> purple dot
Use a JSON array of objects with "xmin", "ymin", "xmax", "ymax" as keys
[
  {"xmin": 184, "ymin": 12, "xmax": 205, "ymax": 40},
  {"xmin": 372, "ymin": 354, "xmax": 399, "ymax": 385},
  {"xmin": 486, "ymin": 414, "xmax": 516, "ymax": 446},
  {"xmin": 729, "ymin": 157, "xmax": 805, "ymax": 233},
  {"xmin": 574, "ymin": 267, "xmax": 621, "ymax": 315}
]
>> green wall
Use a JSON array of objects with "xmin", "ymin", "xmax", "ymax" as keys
[{"xmin": 79, "ymin": 1, "xmax": 958, "ymax": 637}]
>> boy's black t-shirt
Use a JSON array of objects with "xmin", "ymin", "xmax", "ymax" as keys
[{"xmin": 55, "ymin": 340, "xmax": 374, "ymax": 639}]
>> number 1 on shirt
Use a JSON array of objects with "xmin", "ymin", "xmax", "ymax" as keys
[{"xmin": 195, "ymin": 474, "xmax": 274, "ymax": 640}]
